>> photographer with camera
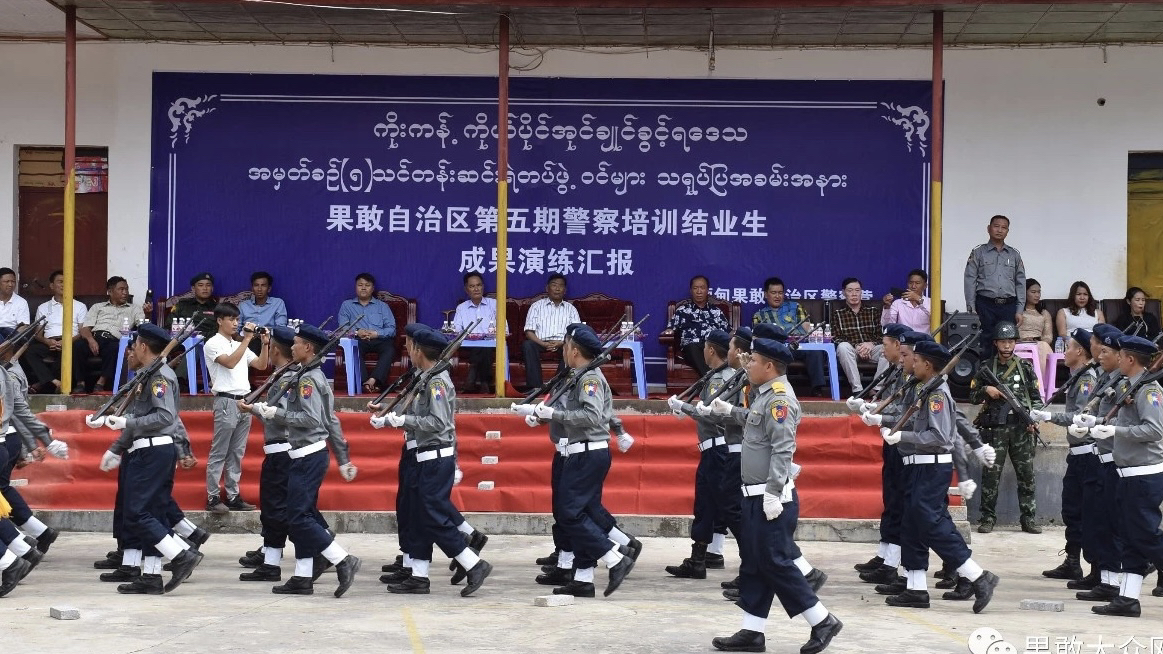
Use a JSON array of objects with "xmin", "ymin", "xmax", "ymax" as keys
[{"xmin": 204, "ymin": 302, "xmax": 270, "ymax": 514}]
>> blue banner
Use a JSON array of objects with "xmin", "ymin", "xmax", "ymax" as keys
[{"xmin": 150, "ymin": 73, "xmax": 931, "ymax": 367}]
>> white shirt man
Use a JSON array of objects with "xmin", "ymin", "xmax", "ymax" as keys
[
  {"xmin": 0, "ymin": 268, "xmax": 29, "ymax": 329},
  {"xmin": 522, "ymin": 274, "xmax": 580, "ymax": 390},
  {"xmin": 35, "ymin": 297, "xmax": 88, "ymax": 339}
]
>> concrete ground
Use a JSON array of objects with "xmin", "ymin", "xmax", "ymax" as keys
[{"xmin": 3, "ymin": 528, "xmax": 1163, "ymax": 654}]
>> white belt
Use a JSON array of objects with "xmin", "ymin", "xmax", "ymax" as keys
[
  {"xmin": 405, "ymin": 440, "xmax": 418, "ymax": 450},
  {"xmin": 728, "ymin": 444, "xmax": 742, "ymax": 453},
  {"xmin": 263, "ymin": 442, "xmax": 292, "ymax": 454},
  {"xmin": 742, "ymin": 479, "xmax": 795, "ymax": 502},
  {"xmin": 5, "ymin": 426, "xmax": 14, "ymax": 434},
  {"xmin": 0, "ymin": 435, "xmax": 5, "ymax": 443},
  {"xmin": 698, "ymin": 437, "xmax": 726, "ymax": 452},
  {"xmin": 1098, "ymin": 453, "xmax": 1115, "ymax": 464},
  {"xmin": 902, "ymin": 453, "xmax": 953, "ymax": 465},
  {"xmin": 129, "ymin": 436, "xmax": 174, "ymax": 453},
  {"xmin": 1117, "ymin": 462, "xmax": 1163, "ymax": 478},
  {"xmin": 289, "ymin": 440, "xmax": 327, "ymax": 459},
  {"xmin": 564, "ymin": 441, "xmax": 609, "ymax": 455},
  {"xmin": 1069, "ymin": 444, "xmax": 1095, "ymax": 455},
  {"xmin": 416, "ymin": 446, "xmax": 455, "ymax": 462}
]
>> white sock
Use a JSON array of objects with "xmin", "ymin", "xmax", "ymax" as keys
[
  {"xmin": 884, "ymin": 544, "xmax": 902, "ymax": 568},
  {"xmin": 156, "ymin": 535, "xmax": 183, "ymax": 559},
  {"xmin": 142, "ymin": 556, "xmax": 162, "ymax": 575},
  {"xmin": 412, "ymin": 559, "xmax": 430, "ymax": 578},
  {"xmin": 558, "ymin": 550, "xmax": 575, "ymax": 570},
  {"xmin": 19, "ymin": 516, "xmax": 48, "ymax": 538},
  {"xmin": 320, "ymin": 541, "xmax": 348, "ymax": 565},
  {"xmin": 173, "ymin": 519, "xmax": 197, "ymax": 538},
  {"xmin": 0, "ymin": 550, "xmax": 14, "ymax": 571},
  {"xmin": 600, "ymin": 547, "xmax": 624, "ymax": 568},
  {"xmin": 264, "ymin": 547, "xmax": 283, "ymax": 566},
  {"xmin": 456, "ymin": 521, "xmax": 474, "ymax": 536},
  {"xmin": 124, "ymin": 549, "xmax": 142, "ymax": 567},
  {"xmin": 956, "ymin": 559, "xmax": 984, "ymax": 582},
  {"xmin": 793, "ymin": 556, "xmax": 812, "ymax": 575},
  {"xmin": 1122, "ymin": 573, "xmax": 1144, "ymax": 600},
  {"xmin": 608, "ymin": 527, "xmax": 632, "ymax": 547},
  {"xmin": 800, "ymin": 602, "xmax": 828, "ymax": 627},
  {"xmin": 403, "ymin": 553, "xmax": 412, "ymax": 568},
  {"xmin": 7, "ymin": 537, "xmax": 30, "ymax": 556},
  {"xmin": 574, "ymin": 566, "xmax": 595, "ymax": 583},
  {"xmin": 905, "ymin": 569, "xmax": 927, "ymax": 591},
  {"xmin": 1101, "ymin": 570, "xmax": 1110, "ymax": 585},
  {"xmin": 876, "ymin": 542, "xmax": 888, "ymax": 559},
  {"xmin": 741, "ymin": 611, "xmax": 767, "ymax": 632},
  {"xmin": 455, "ymin": 548, "xmax": 481, "ymax": 570},
  {"xmin": 708, "ymin": 533, "xmax": 726, "ymax": 556},
  {"xmin": 170, "ymin": 534, "xmax": 191, "ymax": 552},
  {"xmin": 294, "ymin": 558, "xmax": 313, "ymax": 577}
]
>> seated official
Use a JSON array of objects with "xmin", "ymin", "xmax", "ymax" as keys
[
  {"xmin": 239, "ymin": 271, "xmax": 288, "ymax": 354},
  {"xmin": 338, "ymin": 272, "xmax": 397, "ymax": 393},
  {"xmin": 0, "ymin": 267, "xmax": 30, "ymax": 329},
  {"xmin": 166, "ymin": 272, "xmax": 218, "ymax": 340},
  {"xmin": 832, "ymin": 277, "xmax": 887, "ymax": 395},
  {"xmin": 452, "ymin": 272, "xmax": 507, "ymax": 394},
  {"xmin": 752, "ymin": 276, "xmax": 828, "ymax": 397},
  {"xmin": 522, "ymin": 273, "xmax": 579, "ymax": 392},
  {"xmin": 666, "ymin": 275, "xmax": 729, "ymax": 376},
  {"xmin": 73, "ymin": 275, "xmax": 146, "ymax": 393},
  {"xmin": 22, "ymin": 270, "xmax": 87, "ymax": 394},
  {"xmin": 881, "ymin": 269, "xmax": 932, "ymax": 334}
]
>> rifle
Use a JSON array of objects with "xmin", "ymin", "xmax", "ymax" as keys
[
  {"xmin": 1043, "ymin": 360, "xmax": 1097, "ymax": 406},
  {"xmin": 857, "ymin": 311, "xmax": 960, "ymax": 400},
  {"xmin": 368, "ymin": 366, "xmax": 417, "ymax": 407},
  {"xmin": 1105, "ymin": 367, "xmax": 1163, "ymax": 422},
  {"xmin": 539, "ymin": 315, "xmax": 650, "ymax": 408},
  {"xmin": 91, "ymin": 316, "xmax": 208, "ymax": 419},
  {"xmin": 979, "ymin": 366, "xmax": 1048, "ymax": 448},
  {"xmin": 1076, "ymin": 334, "xmax": 1163, "ymax": 417},
  {"xmin": 887, "ymin": 336, "xmax": 977, "ymax": 436},
  {"xmin": 677, "ymin": 363, "xmax": 728, "ymax": 402},
  {"xmin": 872, "ymin": 328, "xmax": 980, "ymax": 415},
  {"xmin": 243, "ymin": 318, "xmax": 355, "ymax": 404},
  {"xmin": 268, "ymin": 316, "xmax": 365, "ymax": 404},
  {"xmin": 0, "ymin": 317, "xmax": 48, "ymax": 361},
  {"xmin": 519, "ymin": 316, "xmax": 650, "ymax": 405},
  {"xmin": 372, "ymin": 319, "xmax": 480, "ymax": 417}
]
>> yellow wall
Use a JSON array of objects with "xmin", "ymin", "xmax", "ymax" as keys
[{"xmin": 1128, "ymin": 158, "xmax": 1163, "ymax": 299}]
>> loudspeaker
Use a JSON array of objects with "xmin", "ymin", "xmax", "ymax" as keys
[
  {"xmin": 943, "ymin": 313, "xmax": 983, "ymax": 395},
  {"xmin": 943, "ymin": 313, "xmax": 981, "ymax": 351}
]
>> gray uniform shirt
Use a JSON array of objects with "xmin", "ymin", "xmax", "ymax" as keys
[
  {"xmin": 1, "ymin": 364, "xmax": 51, "ymax": 450},
  {"xmin": 1111, "ymin": 372, "xmax": 1163, "ymax": 468},
  {"xmin": 254, "ymin": 369, "xmax": 295, "ymax": 444},
  {"xmin": 899, "ymin": 381, "xmax": 957, "ymax": 455},
  {"xmin": 550, "ymin": 367, "xmax": 614, "ymax": 444},
  {"xmin": 679, "ymin": 367, "xmax": 729, "ymax": 445},
  {"xmin": 710, "ymin": 367, "xmax": 748, "ymax": 446},
  {"xmin": 1051, "ymin": 365, "xmax": 1099, "ymax": 444},
  {"xmin": 964, "ymin": 242, "xmax": 1026, "ymax": 308},
  {"xmin": 734, "ymin": 376, "xmax": 798, "ymax": 496},
  {"xmin": 272, "ymin": 366, "xmax": 332, "ymax": 451},
  {"xmin": 110, "ymin": 363, "xmax": 180, "ymax": 455},
  {"xmin": 1093, "ymin": 371, "xmax": 1124, "ymax": 455},
  {"xmin": 402, "ymin": 369, "xmax": 456, "ymax": 450}
]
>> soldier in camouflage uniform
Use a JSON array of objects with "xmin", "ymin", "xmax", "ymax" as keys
[{"xmin": 970, "ymin": 321, "xmax": 1043, "ymax": 533}]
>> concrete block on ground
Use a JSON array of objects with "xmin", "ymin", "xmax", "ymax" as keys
[
  {"xmin": 485, "ymin": 430, "xmax": 501, "ymax": 440},
  {"xmin": 481, "ymin": 455, "xmax": 499, "ymax": 465},
  {"xmin": 1019, "ymin": 599, "xmax": 1064, "ymax": 612},
  {"xmin": 477, "ymin": 481, "xmax": 495, "ymax": 490},
  {"xmin": 50, "ymin": 606, "xmax": 80, "ymax": 620},
  {"xmin": 534, "ymin": 595, "xmax": 574, "ymax": 607}
]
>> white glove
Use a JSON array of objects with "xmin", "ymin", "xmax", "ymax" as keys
[
  {"xmin": 511, "ymin": 403, "xmax": 536, "ymax": 416},
  {"xmin": 881, "ymin": 427, "xmax": 901, "ymax": 445},
  {"xmin": 708, "ymin": 398, "xmax": 732, "ymax": 416},
  {"xmin": 958, "ymin": 479, "xmax": 978, "ymax": 501},
  {"xmin": 85, "ymin": 414, "xmax": 105, "ymax": 429},
  {"xmin": 454, "ymin": 467, "xmax": 464, "ymax": 485},
  {"xmin": 524, "ymin": 415, "xmax": 542, "ymax": 427},
  {"xmin": 533, "ymin": 403, "xmax": 555, "ymax": 420},
  {"xmin": 1067, "ymin": 424, "xmax": 1091, "ymax": 439},
  {"xmin": 1074, "ymin": 413, "xmax": 1097, "ymax": 428},
  {"xmin": 99, "ymin": 450, "xmax": 121, "ymax": 471},
  {"xmin": 694, "ymin": 401, "xmax": 711, "ymax": 417},
  {"xmin": 1091, "ymin": 424, "xmax": 1116, "ymax": 440},
  {"xmin": 973, "ymin": 444, "xmax": 997, "ymax": 467},
  {"xmin": 338, "ymin": 462, "xmax": 357, "ymax": 482},
  {"xmin": 763, "ymin": 492, "xmax": 784, "ymax": 520},
  {"xmin": 386, "ymin": 412, "xmax": 406, "ymax": 428},
  {"xmin": 253, "ymin": 402, "xmax": 278, "ymax": 420},
  {"xmin": 46, "ymin": 439, "xmax": 68, "ymax": 459},
  {"xmin": 617, "ymin": 433, "xmax": 634, "ymax": 453},
  {"xmin": 667, "ymin": 395, "xmax": 685, "ymax": 412},
  {"xmin": 370, "ymin": 414, "xmax": 387, "ymax": 429},
  {"xmin": 1029, "ymin": 409, "xmax": 1052, "ymax": 423},
  {"xmin": 861, "ymin": 411, "xmax": 883, "ymax": 427},
  {"xmin": 105, "ymin": 415, "xmax": 127, "ymax": 431},
  {"xmin": 845, "ymin": 396, "xmax": 864, "ymax": 411},
  {"xmin": 859, "ymin": 401, "xmax": 878, "ymax": 414}
]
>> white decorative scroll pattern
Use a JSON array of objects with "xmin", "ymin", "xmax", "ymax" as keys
[
  {"xmin": 879, "ymin": 103, "xmax": 930, "ymax": 156},
  {"xmin": 168, "ymin": 95, "xmax": 218, "ymax": 148}
]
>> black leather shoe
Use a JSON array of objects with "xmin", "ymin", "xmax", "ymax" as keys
[
  {"xmin": 461, "ymin": 560, "xmax": 492, "ymax": 597},
  {"xmin": 801, "ymin": 614, "xmax": 842, "ymax": 654},
  {"xmin": 1043, "ymin": 554, "xmax": 1083, "ymax": 580},
  {"xmin": 874, "ymin": 578, "xmax": 907, "ymax": 595},
  {"xmin": 854, "ymin": 555, "xmax": 884, "ymax": 573},
  {"xmin": 1068, "ymin": 568, "xmax": 1100, "ymax": 590},
  {"xmin": 721, "ymin": 576, "xmax": 740, "ymax": 589},
  {"xmin": 469, "ymin": 531, "xmax": 489, "ymax": 553},
  {"xmin": 187, "ymin": 527, "xmax": 211, "ymax": 547},
  {"xmin": 935, "ymin": 576, "xmax": 958, "ymax": 590},
  {"xmin": 21, "ymin": 537, "xmax": 43, "ymax": 570},
  {"xmin": 311, "ymin": 555, "xmax": 332, "ymax": 581},
  {"xmin": 240, "ymin": 564, "xmax": 281, "ymax": 582},
  {"xmin": 723, "ymin": 588, "xmax": 741, "ymax": 601},
  {"xmin": 942, "ymin": 577, "xmax": 974, "ymax": 601},
  {"xmin": 450, "ymin": 561, "xmax": 468, "ymax": 585},
  {"xmin": 334, "ymin": 555, "xmax": 361, "ymax": 598},
  {"xmin": 100, "ymin": 565, "xmax": 141, "ymax": 582},
  {"xmin": 164, "ymin": 548, "xmax": 204, "ymax": 593},
  {"xmin": 604, "ymin": 556, "xmax": 635, "ymax": 597},
  {"xmin": 535, "ymin": 550, "xmax": 559, "ymax": 566},
  {"xmin": 387, "ymin": 576, "xmax": 430, "ymax": 594},
  {"xmin": 1153, "ymin": 572, "xmax": 1163, "ymax": 598},
  {"xmin": 972, "ymin": 571, "xmax": 999, "ymax": 614},
  {"xmin": 885, "ymin": 589, "xmax": 930, "ymax": 608},
  {"xmin": 553, "ymin": 580, "xmax": 595, "ymax": 597},
  {"xmin": 35, "ymin": 527, "xmax": 60, "ymax": 554},
  {"xmin": 1076, "ymin": 583, "xmax": 1119, "ymax": 601},
  {"xmin": 1092, "ymin": 596, "xmax": 1141, "ymax": 617},
  {"xmin": 0, "ymin": 558, "xmax": 31, "ymax": 597},
  {"xmin": 380, "ymin": 570, "xmax": 411, "ymax": 584},
  {"xmin": 272, "ymin": 576, "xmax": 314, "ymax": 595},
  {"xmin": 706, "ymin": 553, "xmax": 726, "ymax": 570},
  {"xmin": 805, "ymin": 569, "xmax": 828, "ymax": 592},
  {"xmin": 94, "ymin": 551, "xmax": 121, "ymax": 570},
  {"xmin": 239, "ymin": 550, "xmax": 264, "ymax": 568},
  {"xmin": 711, "ymin": 629, "xmax": 765, "ymax": 652},
  {"xmin": 117, "ymin": 573, "xmax": 164, "ymax": 595},
  {"xmin": 859, "ymin": 565, "xmax": 898, "ymax": 584},
  {"xmin": 934, "ymin": 562, "xmax": 955, "ymax": 581},
  {"xmin": 665, "ymin": 558, "xmax": 707, "ymax": 579},
  {"xmin": 536, "ymin": 567, "xmax": 573, "ymax": 586},
  {"xmin": 225, "ymin": 495, "xmax": 257, "ymax": 511},
  {"xmin": 626, "ymin": 537, "xmax": 643, "ymax": 561},
  {"xmin": 382, "ymin": 555, "xmax": 406, "ymax": 573}
]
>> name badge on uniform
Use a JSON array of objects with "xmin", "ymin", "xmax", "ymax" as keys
[{"xmin": 151, "ymin": 379, "xmax": 168, "ymax": 399}]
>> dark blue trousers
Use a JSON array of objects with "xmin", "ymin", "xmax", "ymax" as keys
[
  {"xmin": 554, "ymin": 447, "xmax": 613, "ymax": 567},
  {"xmin": 397, "ymin": 446, "xmax": 419, "ymax": 556},
  {"xmin": 0, "ymin": 518, "xmax": 19, "ymax": 546},
  {"xmin": 880, "ymin": 443, "xmax": 904, "ymax": 545},
  {"xmin": 1117, "ymin": 472, "xmax": 1163, "ymax": 577},
  {"xmin": 551, "ymin": 452, "xmax": 568, "ymax": 552},
  {"xmin": 260, "ymin": 451, "xmax": 292, "ymax": 549},
  {"xmin": 122, "ymin": 443, "xmax": 178, "ymax": 557},
  {"xmin": 286, "ymin": 448, "xmax": 333, "ymax": 559},
  {"xmin": 1062, "ymin": 452, "xmax": 1094, "ymax": 560},
  {"xmin": 411, "ymin": 455, "xmax": 467, "ymax": 562},
  {"xmin": 714, "ymin": 451, "xmax": 743, "ymax": 539},
  {"xmin": 692, "ymin": 445, "xmax": 731, "ymax": 543},
  {"xmin": 1086, "ymin": 460, "xmax": 1123, "ymax": 572},
  {"xmin": 737, "ymin": 494, "xmax": 817, "ymax": 619},
  {"xmin": 974, "ymin": 297, "xmax": 1019, "ymax": 359},
  {"xmin": 0, "ymin": 437, "xmax": 32, "ymax": 526},
  {"xmin": 901, "ymin": 462, "xmax": 971, "ymax": 572}
]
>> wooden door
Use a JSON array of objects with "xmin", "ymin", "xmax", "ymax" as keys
[
  {"xmin": 1128, "ymin": 153, "xmax": 1163, "ymax": 299},
  {"xmin": 17, "ymin": 188, "xmax": 108, "ymax": 299}
]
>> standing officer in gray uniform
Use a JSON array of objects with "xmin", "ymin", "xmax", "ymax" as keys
[
  {"xmin": 963, "ymin": 214, "xmax": 1025, "ymax": 359},
  {"xmin": 1087, "ymin": 334, "xmax": 1163, "ymax": 618},
  {"xmin": 707, "ymin": 337, "xmax": 842, "ymax": 654}
]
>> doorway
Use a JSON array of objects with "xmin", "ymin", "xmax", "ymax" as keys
[{"xmin": 1128, "ymin": 152, "xmax": 1163, "ymax": 300}]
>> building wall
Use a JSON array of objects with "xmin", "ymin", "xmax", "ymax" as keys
[{"xmin": 1, "ymin": 41, "xmax": 1159, "ymax": 305}]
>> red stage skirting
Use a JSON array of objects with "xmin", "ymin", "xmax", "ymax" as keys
[{"xmin": 18, "ymin": 411, "xmax": 927, "ymax": 519}]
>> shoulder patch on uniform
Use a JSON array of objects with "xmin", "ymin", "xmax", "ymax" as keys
[
  {"xmin": 772, "ymin": 381, "xmax": 788, "ymax": 395},
  {"xmin": 771, "ymin": 397, "xmax": 790, "ymax": 423},
  {"xmin": 708, "ymin": 380, "xmax": 722, "ymax": 395},
  {"xmin": 151, "ymin": 378, "xmax": 168, "ymax": 399},
  {"xmin": 431, "ymin": 379, "xmax": 447, "ymax": 401},
  {"xmin": 1145, "ymin": 388, "xmax": 1162, "ymax": 408},
  {"xmin": 299, "ymin": 377, "xmax": 314, "ymax": 399},
  {"xmin": 928, "ymin": 392, "xmax": 944, "ymax": 414},
  {"xmin": 582, "ymin": 379, "xmax": 599, "ymax": 397},
  {"xmin": 1079, "ymin": 378, "xmax": 1094, "ymax": 396}
]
